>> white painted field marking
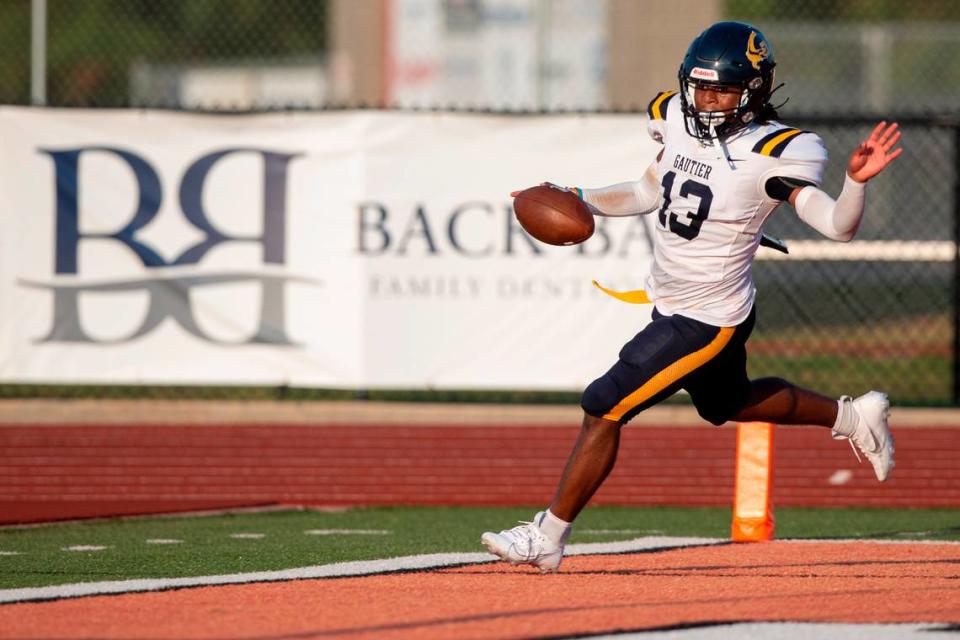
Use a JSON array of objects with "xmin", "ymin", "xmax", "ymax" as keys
[
  {"xmin": 0, "ymin": 551, "xmax": 22, "ymax": 556},
  {"xmin": 7, "ymin": 537, "xmax": 957, "ymax": 606},
  {"xmin": 828, "ymin": 469, "xmax": 854, "ymax": 485},
  {"xmin": 578, "ymin": 529, "xmax": 662, "ymax": 535},
  {"xmin": 229, "ymin": 533, "xmax": 265, "ymax": 539},
  {"xmin": 784, "ymin": 538, "xmax": 960, "ymax": 545},
  {"xmin": 304, "ymin": 529, "xmax": 391, "ymax": 536},
  {"xmin": 62, "ymin": 546, "xmax": 108, "ymax": 552},
  {"xmin": 145, "ymin": 539, "xmax": 184, "ymax": 545},
  {"xmin": 595, "ymin": 622, "xmax": 959, "ymax": 639},
  {"xmin": 0, "ymin": 536, "xmax": 723, "ymax": 604}
]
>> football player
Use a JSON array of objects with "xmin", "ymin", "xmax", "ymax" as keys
[{"xmin": 483, "ymin": 21, "xmax": 902, "ymax": 572}]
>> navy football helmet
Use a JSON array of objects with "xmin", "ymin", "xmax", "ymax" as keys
[{"xmin": 678, "ymin": 21, "xmax": 777, "ymax": 142}]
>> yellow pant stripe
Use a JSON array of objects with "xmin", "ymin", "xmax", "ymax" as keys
[{"xmin": 602, "ymin": 325, "xmax": 736, "ymax": 422}]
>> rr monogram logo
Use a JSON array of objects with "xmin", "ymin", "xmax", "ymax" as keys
[{"xmin": 23, "ymin": 147, "xmax": 314, "ymax": 345}]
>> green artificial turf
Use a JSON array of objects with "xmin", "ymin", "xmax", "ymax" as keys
[{"xmin": 1, "ymin": 506, "xmax": 958, "ymax": 590}]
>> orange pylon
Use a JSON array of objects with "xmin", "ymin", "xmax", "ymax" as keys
[{"xmin": 731, "ymin": 422, "xmax": 775, "ymax": 542}]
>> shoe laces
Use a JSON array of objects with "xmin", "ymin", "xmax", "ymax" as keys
[
  {"xmin": 502, "ymin": 520, "xmax": 546, "ymax": 559},
  {"xmin": 839, "ymin": 424, "xmax": 881, "ymax": 463},
  {"xmin": 835, "ymin": 400, "xmax": 882, "ymax": 463},
  {"xmin": 843, "ymin": 437, "xmax": 863, "ymax": 464}
]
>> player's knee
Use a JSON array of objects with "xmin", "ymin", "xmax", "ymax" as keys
[
  {"xmin": 581, "ymin": 376, "xmax": 619, "ymax": 420},
  {"xmin": 694, "ymin": 403, "xmax": 732, "ymax": 426},
  {"xmin": 692, "ymin": 387, "xmax": 750, "ymax": 426}
]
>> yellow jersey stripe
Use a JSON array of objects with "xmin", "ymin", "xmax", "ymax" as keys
[
  {"xmin": 602, "ymin": 326, "xmax": 736, "ymax": 422},
  {"xmin": 759, "ymin": 129, "xmax": 802, "ymax": 156},
  {"xmin": 649, "ymin": 91, "xmax": 677, "ymax": 120}
]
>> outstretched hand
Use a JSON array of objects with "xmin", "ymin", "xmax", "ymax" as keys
[{"xmin": 847, "ymin": 121, "xmax": 902, "ymax": 183}]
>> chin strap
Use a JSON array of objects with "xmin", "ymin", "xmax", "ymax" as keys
[{"xmin": 708, "ymin": 122, "xmax": 733, "ymax": 164}]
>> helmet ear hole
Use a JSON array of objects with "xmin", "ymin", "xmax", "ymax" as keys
[{"xmin": 748, "ymin": 77, "xmax": 763, "ymax": 90}]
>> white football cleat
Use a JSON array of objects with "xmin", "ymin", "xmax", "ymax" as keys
[
  {"xmin": 833, "ymin": 391, "xmax": 895, "ymax": 482},
  {"xmin": 481, "ymin": 512, "xmax": 565, "ymax": 573}
]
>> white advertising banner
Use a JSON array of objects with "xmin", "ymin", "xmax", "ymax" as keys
[{"xmin": 0, "ymin": 108, "xmax": 659, "ymax": 389}]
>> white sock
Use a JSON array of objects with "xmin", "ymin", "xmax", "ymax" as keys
[
  {"xmin": 832, "ymin": 396, "xmax": 858, "ymax": 437},
  {"xmin": 537, "ymin": 509, "xmax": 572, "ymax": 545}
]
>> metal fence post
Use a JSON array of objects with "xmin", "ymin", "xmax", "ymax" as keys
[
  {"xmin": 30, "ymin": 0, "xmax": 46, "ymax": 106},
  {"xmin": 954, "ymin": 125, "xmax": 960, "ymax": 405}
]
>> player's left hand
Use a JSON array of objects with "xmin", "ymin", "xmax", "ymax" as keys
[{"xmin": 847, "ymin": 121, "xmax": 902, "ymax": 183}]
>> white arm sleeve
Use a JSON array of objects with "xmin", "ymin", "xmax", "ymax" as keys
[
  {"xmin": 580, "ymin": 162, "xmax": 660, "ymax": 217},
  {"xmin": 794, "ymin": 174, "xmax": 866, "ymax": 242}
]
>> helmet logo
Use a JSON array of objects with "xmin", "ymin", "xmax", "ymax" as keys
[
  {"xmin": 690, "ymin": 67, "xmax": 719, "ymax": 81},
  {"xmin": 746, "ymin": 31, "xmax": 769, "ymax": 70}
]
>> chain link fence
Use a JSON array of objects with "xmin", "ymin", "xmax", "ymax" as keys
[
  {"xmin": 3, "ymin": 1, "xmax": 960, "ymax": 113},
  {"xmin": 752, "ymin": 118, "xmax": 956, "ymax": 405},
  {"xmin": 0, "ymin": 0, "xmax": 957, "ymax": 405}
]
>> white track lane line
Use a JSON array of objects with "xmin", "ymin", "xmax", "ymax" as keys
[
  {"xmin": 782, "ymin": 538, "xmax": 960, "ymax": 545},
  {"xmin": 0, "ymin": 536, "xmax": 723, "ymax": 604},
  {"xmin": 591, "ymin": 622, "xmax": 960, "ymax": 639}
]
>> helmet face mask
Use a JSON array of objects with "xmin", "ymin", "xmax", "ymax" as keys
[
  {"xmin": 685, "ymin": 80, "xmax": 744, "ymax": 127},
  {"xmin": 678, "ymin": 22, "xmax": 776, "ymax": 143}
]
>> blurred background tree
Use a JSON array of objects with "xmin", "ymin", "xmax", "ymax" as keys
[{"xmin": 0, "ymin": 0, "xmax": 328, "ymax": 106}]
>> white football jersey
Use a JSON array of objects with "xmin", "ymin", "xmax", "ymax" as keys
[{"xmin": 644, "ymin": 91, "xmax": 828, "ymax": 326}]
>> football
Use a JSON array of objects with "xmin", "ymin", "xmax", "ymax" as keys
[{"xmin": 513, "ymin": 184, "xmax": 595, "ymax": 246}]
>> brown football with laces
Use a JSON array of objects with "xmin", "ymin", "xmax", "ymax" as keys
[{"xmin": 512, "ymin": 184, "xmax": 595, "ymax": 246}]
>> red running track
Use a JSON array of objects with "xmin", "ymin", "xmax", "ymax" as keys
[{"xmin": 1, "ymin": 423, "xmax": 957, "ymax": 524}]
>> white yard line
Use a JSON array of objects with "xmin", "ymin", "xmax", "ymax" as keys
[
  {"xmin": 61, "ymin": 546, "xmax": 108, "ymax": 552},
  {"xmin": 304, "ymin": 529, "xmax": 392, "ymax": 535},
  {"xmin": 0, "ymin": 536, "xmax": 723, "ymax": 604},
  {"xmin": 578, "ymin": 529, "xmax": 662, "ymax": 535}
]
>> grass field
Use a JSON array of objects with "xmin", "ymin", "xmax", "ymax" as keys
[{"xmin": 2, "ymin": 506, "xmax": 959, "ymax": 590}]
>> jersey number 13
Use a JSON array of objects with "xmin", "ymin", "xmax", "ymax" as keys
[{"xmin": 658, "ymin": 170, "xmax": 714, "ymax": 241}]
